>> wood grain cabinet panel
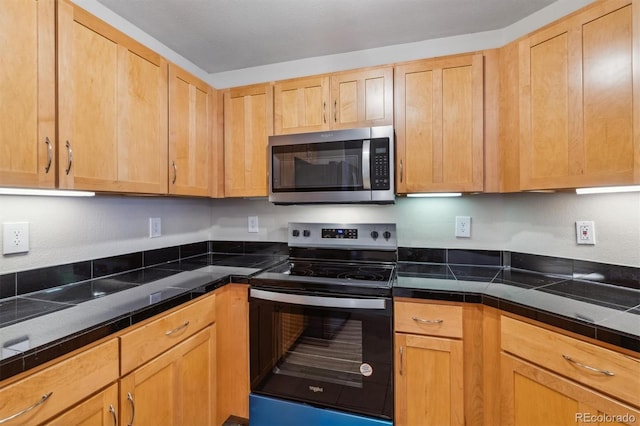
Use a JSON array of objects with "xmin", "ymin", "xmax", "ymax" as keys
[
  {"xmin": 168, "ymin": 64, "xmax": 216, "ymax": 197},
  {"xmin": 395, "ymin": 54, "xmax": 484, "ymax": 193},
  {"xmin": 223, "ymin": 84, "xmax": 273, "ymax": 197},
  {"xmin": 57, "ymin": 0, "xmax": 168, "ymax": 194},
  {"xmin": 120, "ymin": 293, "xmax": 216, "ymax": 375},
  {"xmin": 501, "ymin": 353, "xmax": 640, "ymax": 426},
  {"xmin": 501, "ymin": 316, "xmax": 640, "ymax": 407},
  {"xmin": 0, "ymin": 0, "xmax": 56, "ymax": 189},
  {"xmin": 0, "ymin": 339, "xmax": 118, "ymax": 425},
  {"xmin": 46, "ymin": 383, "xmax": 119, "ymax": 426},
  {"xmin": 273, "ymin": 66, "xmax": 393, "ymax": 135},
  {"xmin": 519, "ymin": 0, "xmax": 639, "ymax": 189},
  {"xmin": 119, "ymin": 325, "xmax": 216, "ymax": 426},
  {"xmin": 395, "ymin": 333, "xmax": 465, "ymax": 426}
]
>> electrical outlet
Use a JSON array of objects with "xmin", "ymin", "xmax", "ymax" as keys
[
  {"xmin": 149, "ymin": 217, "xmax": 161, "ymax": 238},
  {"xmin": 455, "ymin": 216, "xmax": 471, "ymax": 238},
  {"xmin": 3, "ymin": 222, "xmax": 30, "ymax": 255},
  {"xmin": 576, "ymin": 220, "xmax": 596, "ymax": 245},
  {"xmin": 248, "ymin": 216, "xmax": 259, "ymax": 233}
]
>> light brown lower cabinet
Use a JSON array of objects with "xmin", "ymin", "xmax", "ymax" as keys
[
  {"xmin": 500, "ymin": 353, "xmax": 640, "ymax": 426},
  {"xmin": 0, "ymin": 339, "xmax": 119, "ymax": 425},
  {"xmin": 46, "ymin": 383, "xmax": 119, "ymax": 426},
  {"xmin": 119, "ymin": 324, "xmax": 216, "ymax": 426},
  {"xmin": 395, "ymin": 333, "xmax": 464, "ymax": 426}
]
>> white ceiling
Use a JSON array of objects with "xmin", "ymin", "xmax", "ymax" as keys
[{"xmin": 96, "ymin": 0, "xmax": 558, "ymax": 74}]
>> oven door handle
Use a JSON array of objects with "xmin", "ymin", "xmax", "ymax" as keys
[
  {"xmin": 362, "ymin": 139, "xmax": 371, "ymax": 190},
  {"xmin": 250, "ymin": 288, "xmax": 386, "ymax": 310}
]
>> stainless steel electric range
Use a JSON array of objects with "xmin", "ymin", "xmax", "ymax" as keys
[{"xmin": 249, "ymin": 222, "xmax": 396, "ymax": 426}]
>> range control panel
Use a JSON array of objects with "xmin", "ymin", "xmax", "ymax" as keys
[{"xmin": 288, "ymin": 222, "xmax": 397, "ymax": 250}]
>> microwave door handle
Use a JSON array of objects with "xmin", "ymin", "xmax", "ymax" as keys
[
  {"xmin": 362, "ymin": 139, "xmax": 371, "ymax": 190},
  {"xmin": 250, "ymin": 288, "xmax": 386, "ymax": 310}
]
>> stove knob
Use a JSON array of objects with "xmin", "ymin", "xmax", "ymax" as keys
[
  {"xmin": 370, "ymin": 231, "xmax": 379, "ymax": 240},
  {"xmin": 303, "ymin": 230, "xmax": 311, "ymax": 237},
  {"xmin": 292, "ymin": 229, "xmax": 300, "ymax": 237},
  {"xmin": 383, "ymin": 231, "xmax": 392, "ymax": 240}
]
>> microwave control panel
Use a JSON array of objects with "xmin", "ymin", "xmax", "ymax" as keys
[{"xmin": 370, "ymin": 138, "xmax": 390, "ymax": 190}]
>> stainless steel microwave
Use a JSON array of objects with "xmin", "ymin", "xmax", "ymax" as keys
[{"xmin": 268, "ymin": 126, "xmax": 394, "ymax": 204}]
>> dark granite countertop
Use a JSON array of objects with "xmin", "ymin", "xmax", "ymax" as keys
[
  {"xmin": 0, "ymin": 252, "xmax": 287, "ymax": 381},
  {"xmin": 1, "ymin": 244, "xmax": 638, "ymax": 383},
  {"xmin": 394, "ymin": 261, "xmax": 640, "ymax": 352}
]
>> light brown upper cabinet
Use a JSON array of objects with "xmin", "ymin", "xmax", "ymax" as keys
[
  {"xmin": 57, "ymin": 0, "xmax": 168, "ymax": 194},
  {"xmin": 273, "ymin": 66, "xmax": 393, "ymax": 134},
  {"xmin": 223, "ymin": 84, "xmax": 273, "ymax": 197},
  {"xmin": 519, "ymin": 0, "xmax": 639, "ymax": 190},
  {"xmin": 395, "ymin": 54, "xmax": 484, "ymax": 193},
  {"xmin": 168, "ymin": 64, "xmax": 216, "ymax": 197},
  {"xmin": 0, "ymin": 0, "xmax": 56, "ymax": 189}
]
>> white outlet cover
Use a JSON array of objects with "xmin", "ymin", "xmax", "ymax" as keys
[
  {"xmin": 576, "ymin": 220, "xmax": 596, "ymax": 245},
  {"xmin": 3, "ymin": 222, "xmax": 30, "ymax": 255},
  {"xmin": 455, "ymin": 216, "xmax": 471, "ymax": 238},
  {"xmin": 149, "ymin": 217, "xmax": 162, "ymax": 238},
  {"xmin": 248, "ymin": 216, "xmax": 259, "ymax": 233}
]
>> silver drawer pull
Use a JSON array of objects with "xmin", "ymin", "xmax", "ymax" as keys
[
  {"xmin": 412, "ymin": 316, "xmax": 444, "ymax": 324},
  {"xmin": 562, "ymin": 354, "xmax": 615, "ymax": 376},
  {"xmin": 109, "ymin": 404, "xmax": 118, "ymax": 426},
  {"xmin": 0, "ymin": 392, "xmax": 53, "ymax": 424},
  {"xmin": 165, "ymin": 321, "xmax": 190, "ymax": 336},
  {"xmin": 44, "ymin": 137, "xmax": 53, "ymax": 174},
  {"xmin": 127, "ymin": 392, "xmax": 135, "ymax": 426}
]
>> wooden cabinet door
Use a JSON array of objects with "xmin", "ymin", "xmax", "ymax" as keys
[
  {"xmin": 519, "ymin": 0, "xmax": 638, "ymax": 189},
  {"xmin": 223, "ymin": 84, "xmax": 273, "ymax": 197},
  {"xmin": 46, "ymin": 383, "xmax": 118, "ymax": 426},
  {"xmin": 120, "ymin": 325, "xmax": 216, "ymax": 426},
  {"xmin": 168, "ymin": 64, "xmax": 215, "ymax": 197},
  {"xmin": 395, "ymin": 333, "xmax": 464, "ymax": 426},
  {"xmin": 57, "ymin": 0, "xmax": 168, "ymax": 194},
  {"xmin": 395, "ymin": 54, "xmax": 484, "ymax": 193},
  {"xmin": 274, "ymin": 76, "xmax": 330, "ymax": 134},
  {"xmin": 215, "ymin": 284, "xmax": 250, "ymax": 425},
  {"xmin": 0, "ymin": 0, "xmax": 56, "ymax": 189},
  {"xmin": 330, "ymin": 66, "xmax": 393, "ymax": 130},
  {"xmin": 501, "ymin": 353, "xmax": 640, "ymax": 426}
]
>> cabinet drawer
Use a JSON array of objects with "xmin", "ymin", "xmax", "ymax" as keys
[
  {"xmin": 394, "ymin": 301, "xmax": 463, "ymax": 338},
  {"xmin": 0, "ymin": 339, "xmax": 118, "ymax": 425},
  {"xmin": 501, "ymin": 316, "xmax": 640, "ymax": 407},
  {"xmin": 120, "ymin": 294, "xmax": 216, "ymax": 374}
]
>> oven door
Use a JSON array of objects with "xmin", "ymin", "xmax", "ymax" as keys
[{"xmin": 249, "ymin": 288, "xmax": 393, "ymax": 420}]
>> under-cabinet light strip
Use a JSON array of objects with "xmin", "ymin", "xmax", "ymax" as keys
[
  {"xmin": 0, "ymin": 188, "xmax": 96, "ymax": 197},
  {"xmin": 406, "ymin": 192, "xmax": 462, "ymax": 198},
  {"xmin": 576, "ymin": 186, "xmax": 640, "ymax": 195}
]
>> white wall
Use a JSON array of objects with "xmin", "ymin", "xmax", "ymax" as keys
[
  {"xmin": 0, "ymin": 195, "xmax": 212, "ymax": 274},
  {"xmin": 210, "ymin": 192, "xmax": 640, "ymax": 267},
  {"xmin": 1, "ymin": 191, "xmax": 638, "ymax": 274}
]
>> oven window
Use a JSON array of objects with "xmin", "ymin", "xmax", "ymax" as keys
[
  {"xmin": 276, "ymin": 311, "xmax": 363, "ymax": 388},
  {"xmin": 271, "ymin": 140, "xmax": 364, "ymax": 192}
]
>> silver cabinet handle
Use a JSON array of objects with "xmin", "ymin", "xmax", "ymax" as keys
[
  {"xmin": 251, "ymin": 288, "xmax": 386, "ymax": 310},
  {"xmin": 109, "ymin": 404, "xmax": 118, "ymax": 426},
  {"xmin": 127, "ymin": 392, "xmax": 135, "ymax": 426},
  {"xmin": 399, "ymin": 346, "xmax": 404, "ymax": 376},
  {"xmin": 65, "ymin": 141, "xmax": 73, "ymax": 175},
  {"xmin": 44, "ymin": 137, "xmax": 53, "ymax": 174},
  {"xmin": 412, "ymin": 316, "xmax": 444, "ymax": 324},
  {"xmin": 400, "ymin": 159, "xmax": 403, "ymax": 183},
  {"xmin": 562, "ymin": 355, "xmax": 614, "ymax": 376},
  {"xmin": 323, "ymin": 101, "xmax": 326, "ymax": 124},
  {"xmin": 0, "ymin": 392, "xmax": 53, "ymax": 424},
  {"xmin": 334, "ymin": 100, "xmax": 337, "ymax": 122},
  {"xmin": 165, "ymin": 321, "xmax": 190, "ymax": 336},
  {"xmin": 172, "ymin": 161, "xmax": 177, "ymax": 185}
]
